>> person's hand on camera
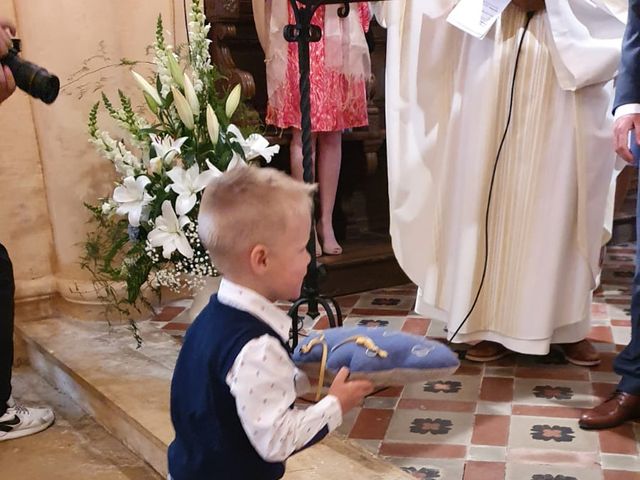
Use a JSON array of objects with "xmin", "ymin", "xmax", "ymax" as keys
[
  {"xmin": 511, "ymin": 0, "xmax": 545, "ymax": 12},
  {"xmin": 0, "ymin": 18, "xmax": 16, "ymax": 103},
  {"xmin": 0, "ymin": 18, "xmax": 15, "ymax": 58},
  {"xmin": 614, "ymin": 113, "xmax": 640, "ymax": 163},
  {"xmin": 328, "ymin": 367, "xmax": 374, "ymax": 414}
]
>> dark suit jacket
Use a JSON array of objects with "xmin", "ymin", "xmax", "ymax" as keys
[{"xmin": 615, "ymin": 0, "xmax": 640, "ymax": 110}]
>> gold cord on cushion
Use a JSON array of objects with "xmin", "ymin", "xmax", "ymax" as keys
[
  {"xmin": 299, "ymin": 334, "xmax": 388, "ymax": 401},
  {"xmin": 331, "ymin": 335, "xmax": 388, "ymax": 358}
]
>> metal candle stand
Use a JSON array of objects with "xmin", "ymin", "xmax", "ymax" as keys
[{"xmin": 284, "ymin": 0, "xmax": 376, "ymax": 348}]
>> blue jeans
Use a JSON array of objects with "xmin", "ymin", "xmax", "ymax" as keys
[
  {"xmin": 0, "ymin": 243, "xmax": 14, "ymax": 416},
  {"xmin": 614, "ymin": 167, "xmax": 640, "ymax": 394}
]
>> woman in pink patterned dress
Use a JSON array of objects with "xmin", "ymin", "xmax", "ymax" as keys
[{"xmin": 254, "ymin": 1, "xmax": 371, "ymax": 255}]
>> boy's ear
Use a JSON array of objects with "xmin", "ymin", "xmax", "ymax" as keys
[{"xmin": 248, "ymin": 244, "xmax": 269, "ymax": 274}]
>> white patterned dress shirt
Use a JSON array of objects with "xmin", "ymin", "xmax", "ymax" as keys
[{"xmin": 218, "ymin": 278, "xmax": 342, "ymax": 463}]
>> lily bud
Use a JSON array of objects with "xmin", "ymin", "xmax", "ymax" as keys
[
  {"xmin": 183, "ymin": 73, "xmax": 200, "ymax": 116},
  {"xmin": 143, "ymin": 92, "xmax": 159, "ymax": 115},
  {"xmin": 166, "ymin": 53, "xmax": 184, "ymax": 89},
  {"xmin": 206, "ymin": 104, "xmax": 219, "ymax": 145},
  {"xmin": 132, "ymin": 71, "xmax": 162, "ymax": 106},
  {"xmin": 225, "ymin": 84, "xmax": 241, "ymax": 119},
  {"xmin": 171, "ymin": 86, "xmax": 194, "ymax": 130}
]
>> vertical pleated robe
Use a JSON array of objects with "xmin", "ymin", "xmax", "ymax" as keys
[{"xmin": 376, "ymin": 1, "xmax": 627, "ymax": 354}]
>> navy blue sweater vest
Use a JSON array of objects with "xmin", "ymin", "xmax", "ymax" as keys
[{"xmin": 168, "ymin": 295, "xmax": 327, "ymax": 480}]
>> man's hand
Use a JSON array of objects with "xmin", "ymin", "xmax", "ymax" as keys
[
  {"xmin": 511, "ymin": 0, "xmax": 545, "ymax": 12},
  {"xmin": 0, "ymin": 18, "xmax": 15, "ymax": 58},
  {"xmin": 328, "ymin": 367, "xmax": 374, "ymax": 414},
  {"xmin": 0, "ymin": 65, "xmax": 15, "ymax": 103},
  {"xmin": 614, "ymin": 113, "xmax": 640, "ymax": 163}
]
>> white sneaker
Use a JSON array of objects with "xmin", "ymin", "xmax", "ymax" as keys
[{"xmin": 0, "ymin": 397, "xmax": 55, "ymax": 441}]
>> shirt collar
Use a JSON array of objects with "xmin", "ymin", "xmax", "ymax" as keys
[{"xmin": 216, "ymin": 278, "xmax": 291, "ymax": 342}]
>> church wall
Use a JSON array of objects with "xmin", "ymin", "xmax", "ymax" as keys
[{"xmin": 0, "ymin": 0, "xmax": 190, "ymax": 308}]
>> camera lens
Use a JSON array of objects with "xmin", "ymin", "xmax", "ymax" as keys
[{"xmin": 2, "ymin": 50, "xmax": 60, "ymax": 104}]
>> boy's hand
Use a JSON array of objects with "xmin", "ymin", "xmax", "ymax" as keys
[{"xmin": 328, "ymin": 367, "xmax": 374, "ymax": 414}]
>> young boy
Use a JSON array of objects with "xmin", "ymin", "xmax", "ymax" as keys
[{"xmin": 168, "ymin": 166, "xmax": 374, "ymax": 480}]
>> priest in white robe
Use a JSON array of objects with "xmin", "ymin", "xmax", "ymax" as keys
[{"xmin": 375, "ymin": 0, "xmax": 627, "ymax": 363}]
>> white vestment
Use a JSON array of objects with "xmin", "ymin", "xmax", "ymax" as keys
[{"xmin": 376, "ymin": 1, "xmax": 627, "ymax": 354}]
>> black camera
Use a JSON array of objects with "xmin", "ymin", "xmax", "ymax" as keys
[{"xmin": 0, "ymin": 39, "xmax": 59, "ymax": 104}]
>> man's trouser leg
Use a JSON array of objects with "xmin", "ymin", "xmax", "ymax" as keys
[
  {"xmin": 614, "ymin": 166, "xmax": 640, "ymax": 394},
  {"xmin": 0, "ymin": 243, "xmax": 14, "ymax": 416}
]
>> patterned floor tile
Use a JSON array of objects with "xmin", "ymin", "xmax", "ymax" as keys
[
  {"xmin": 342, "ymin": 315, "xmax": 407, "ymax": 330},
  {"xmin": 402, "ymin": 376, "xmax": 482, "ymax": 402},
  {"xmin": 505, "ymin": 463, "xmax": 604, "ymax": 480},
  {"xmin": 384, "ymin": 409, "xmax": 475, "ymax": 446},
  {"xmin": 512, "ymin": 378, "xmax": 595, "ymax": 408},
  {"xmin": 508, "ymin": 416, "xmax": 598, "ymax": 452},
  {"xmin": 351, "ymin": 292, "xmax": 415, "ymax": 311},
  {"xmin": 385, "ymin": 457, "xmax": 465, "ymax": 480}
]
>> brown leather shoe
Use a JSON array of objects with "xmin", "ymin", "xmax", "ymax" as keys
[
  {"xmin": 579, "ymin": 391, "xmax": 640, "ymax": 430},
  {"xmin": 557, "ymin": 339, "xmax": 601, "ymax": 367},
  {"xmin": 465, "ymin": 341, "xmax": 511, "ymax": 362}
]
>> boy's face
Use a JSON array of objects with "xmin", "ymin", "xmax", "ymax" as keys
[{"xmin": 264, "ymin": 211, "xmax": 312, "ymax": 301}]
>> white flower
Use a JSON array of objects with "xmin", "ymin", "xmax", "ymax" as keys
[
  {"xmin": 172, "ymin": 86, "xmax": 194, "ymax": 130},
  {"xmin": 147, "ymin": 200, "xmax": 194, "ymax": 259},
  {"xmin": 166, "ymin": 162, "xmax": 222, "ymax": 215},
  {"xmin": 225, "ymin": 84, "xmax": 241, "ymax": 118},
  {"xmin": 131, "ymin": 71, "xmax": 162, "ymax": 106},
  {"xmin": 149, "ymin": 134, "xmax": 188, "ymax": 167},
  {"xmin": 206, "ymin": 104, "xmax": 219, "ymax": 145},
  {"xmin": 183, "ymin": 74, "xmax": 200, "ymax": 115},
  {"xmin": 101, "ymin": 200, "xmax": 115, "ymax": 216},
  {"xmin": 112, "ymin": 176, "xmax": 154, "ymax": 227},
  {"xmin": 226, "ymin": 124, "xmax": 279, "ymax": 162}
]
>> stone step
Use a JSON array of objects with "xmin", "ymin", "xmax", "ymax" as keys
[
  {"xmin": 0, "ymin": 366, "xmax": 161, "ymax": 480},
  {"xmin": 17, "ymin": 316, "xmax": 411, "ymax": 480}
]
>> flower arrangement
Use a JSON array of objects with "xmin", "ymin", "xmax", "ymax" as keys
[{"xmin": 82, "ymin": 0, "xmax": 279, "ymax": 319}]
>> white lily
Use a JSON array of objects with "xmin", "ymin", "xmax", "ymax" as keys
[
  {"xmin": 149, "ymin": 134, "xmax": 188, "ymax": 166},
  {"xmin": 166, "ymin": 163, "xmax": 222, "ymax": 215},
  {"xmin": 112, "ymin": 176, "xmax": 154, "ymax": 227},
  {"xmin": 147, "ymin": 200, "xmax": 193, "ymax": 259},
  {"xmin": 206, "ymin": 104, "xmax": 219, "ymax": 145},
  {"xmin": 226, "ymin": 124, "xmax": 280, "ymax": 163},
  {"xmin": 183, "ymin": 73, "xmax": 200, "ymax": 115},
  {"xmin": 132, "ymin": 71, "xmax": 162, "ymax": 106},
  {"xmin": 225, "ymin": 84, "xmax": 241, "ymax": 118},
  {"xmin": 172, "ymin": 86, "xmax": 195, "ymax": 130}
]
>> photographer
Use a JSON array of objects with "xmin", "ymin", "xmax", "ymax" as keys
[{"xmin": 0, "ymin": 17, "xmax": 54, "ymax": 442}]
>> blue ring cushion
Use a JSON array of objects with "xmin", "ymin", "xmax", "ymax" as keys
[{"xmin": 292, "ymin": 326, "xmax": 460, "ymax": 387}]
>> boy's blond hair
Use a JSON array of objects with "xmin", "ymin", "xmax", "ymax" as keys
[{"xmin": 198, "ymin": 166, "xmax": 315, "ymax": 274}]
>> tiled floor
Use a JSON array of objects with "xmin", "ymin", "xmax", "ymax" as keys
[{"xmin": 149, "ymin": 244, "xmax": 640, "ymax": 480}]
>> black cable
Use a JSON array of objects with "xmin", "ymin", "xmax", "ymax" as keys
[{"xmin": 448, "ymin": 11, "xmax": 535, "ymax": 345}]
